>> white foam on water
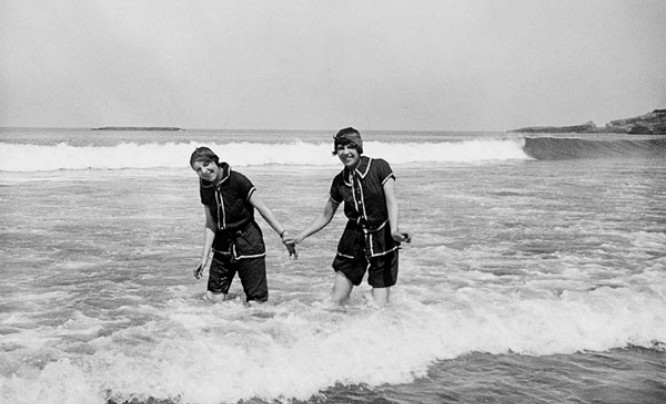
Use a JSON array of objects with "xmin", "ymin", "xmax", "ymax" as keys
[
  {"xmin": 1, "ymin": 131, "xmax": 663, "ymax": 403},
  {"xmin": 1, "ymin": 279, "xmax": 664, "ymax": 404},
  {"xmin": 0, "ymin": 359, "xmax": 106, "ymax": 404}
]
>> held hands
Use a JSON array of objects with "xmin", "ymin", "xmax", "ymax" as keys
[
  {"xmin": 284, "ymin": 241, "xmax": 298, "ymax": 259},
  {"xmin": 280, "ymin": 231, "xmax": 298, "ymax": 259}
]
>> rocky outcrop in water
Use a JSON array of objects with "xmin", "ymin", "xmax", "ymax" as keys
[
  {"xmin": 510, "ymin": 109, "xmax": 666, "ymax": 135},
  {"xmin": 93, "ymin": 127, "xmax": 184, "ymax": 131},
  {"xmin": 604, "ymin": 109, "xmax": 666, "ymax": 134},
  {"xmin": 510, "ymin": 121, "xmax": 597, "ymax": 134}
]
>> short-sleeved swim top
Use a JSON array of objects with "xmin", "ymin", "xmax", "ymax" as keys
[
  {"xmin": 330, "ymin": 156, "xmax": 399, "ymax": 258},
  {"xmin": 200, "ymin": 162, "xmax": 256, "ymax": 231},
  {"xmin": 199, "ymin": 163, "xmax": 266, "ymax": 259},
  {"xmin": 330, "ymin": 156, "xmax": 395, "ymax": 230}
]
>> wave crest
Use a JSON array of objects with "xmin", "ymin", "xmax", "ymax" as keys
[{"xmin": 0, "ymin": 140, "xmax": 529, "ymax": 172}]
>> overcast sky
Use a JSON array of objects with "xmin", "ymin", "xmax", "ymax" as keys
[{"xmin": 1, "ymin": 0, "xmax": 665, "ymax": 131}]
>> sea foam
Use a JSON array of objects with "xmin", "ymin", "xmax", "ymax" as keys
[{"xmin": 1, "ymin": 283, "xmax": 664, "ymax": 404}]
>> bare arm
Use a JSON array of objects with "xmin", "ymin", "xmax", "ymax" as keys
[
  {"xmin": 195, "ymin": 206, "xmax": 217, "ymax": 279},
  {"xmin": 383, "ymin": 178, "xmax": 409, "ymax": 242},
  {"xmin": 249, "ymin": 192, "xmax": 297, "ymax": 258},
  {"xmin": 286, "ymin": 197, "xmax": 340, "ymax": 244},
  {"xmin": 249, "ymin": 192, "xmax": 286, "ymax": 237}
]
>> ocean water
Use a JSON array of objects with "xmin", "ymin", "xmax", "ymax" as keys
[{"xmin": 0, "ymin": 128, "xmax": 665, "ymax": 404}]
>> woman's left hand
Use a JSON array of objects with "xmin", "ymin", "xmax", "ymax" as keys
[{"xmin": 391, "ymin": 230, "xmax": 411, "ymax": 243}]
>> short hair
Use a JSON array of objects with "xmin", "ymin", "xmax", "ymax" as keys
[{"xmin": 190, "ymin": 146, "xmax": 220, "ymax": 168}]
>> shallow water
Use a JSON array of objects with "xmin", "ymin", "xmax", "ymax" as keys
[{"xmin": 1, "ymin": 129, "xmax": 665, "ymax": 403}]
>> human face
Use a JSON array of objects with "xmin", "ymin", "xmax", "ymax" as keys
[
  {"xmin": 336, "ymin": 144, "xmax": 361, "ymax": 169},
  {"xmin": 191, "ymin": 160, "xmax": 221, "ymax": 183}
]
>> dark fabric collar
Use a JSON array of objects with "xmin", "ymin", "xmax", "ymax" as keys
[{"xmin": 343, "ymin": 156, "xmax": 372, "ymax": 186}]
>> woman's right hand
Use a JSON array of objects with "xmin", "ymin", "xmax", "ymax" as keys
[{"xmin": 193, "ymin": 260, "xmax": 205, "ymax": 279}]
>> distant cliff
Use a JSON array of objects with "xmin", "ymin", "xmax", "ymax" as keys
[
  {"xmin": 510, "ymin": 109, "xmax": 666, "ymax": 135},
  {"xmin": 604, "ymin": 109, "xmax": 666, "ymax": 134},
  {"xmin": 510, "ymin": 121, "xmax": 597, "ymax": 134}
]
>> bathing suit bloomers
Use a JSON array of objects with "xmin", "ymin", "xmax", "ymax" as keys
[{"xmin": 199, "ymin": 162, "xmax": 268, "ymax": 301}]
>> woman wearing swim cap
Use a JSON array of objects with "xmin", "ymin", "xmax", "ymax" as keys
[{"xmin": 284, "ymin": 127, "xmax": 409, "ymax": 307}]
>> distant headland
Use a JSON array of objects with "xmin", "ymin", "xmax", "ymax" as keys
[
  {"xmin": 509, "ymin": 109, "xmax": 666, "ymax": 135},
  {"xmin": 92, "ymin": 126, "xmax": 184, "ymax": 131}
]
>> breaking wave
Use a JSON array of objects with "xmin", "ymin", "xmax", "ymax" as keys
[
  {"xmin": 523, "ymin": 136, "xmax": 666, "ymax": 160},
  {"xmin": 0, "ymin": 139, "xmax": 529, "ymax": 172}
]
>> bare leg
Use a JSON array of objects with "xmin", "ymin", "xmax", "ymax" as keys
[
  {"xmin": 245, "ymin": 299, "xmax": 265, "ymax": 307},
  {"xmin": 371, "ymin": 287, "xmax": 391, "ymax": 307},
  {"xmin": 203, "ymin": 291, "xmax": 228, "ymax": 302},
  {"xmin": 331, "ymin": 271, "xmax": 353, "ymax": 305}
]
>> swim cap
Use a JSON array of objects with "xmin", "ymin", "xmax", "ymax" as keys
[{"xmin": 333, "ymin": 127, "xmax": 363, "ymax": 154}]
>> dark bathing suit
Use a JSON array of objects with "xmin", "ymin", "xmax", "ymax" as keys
[
  {"xmin": 200, "ymin": 163, "xmax": 268, "ymax": 302},
  {"xmin": 329, "ymin": 156, "xmax": 400, "ymax": 287}
]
